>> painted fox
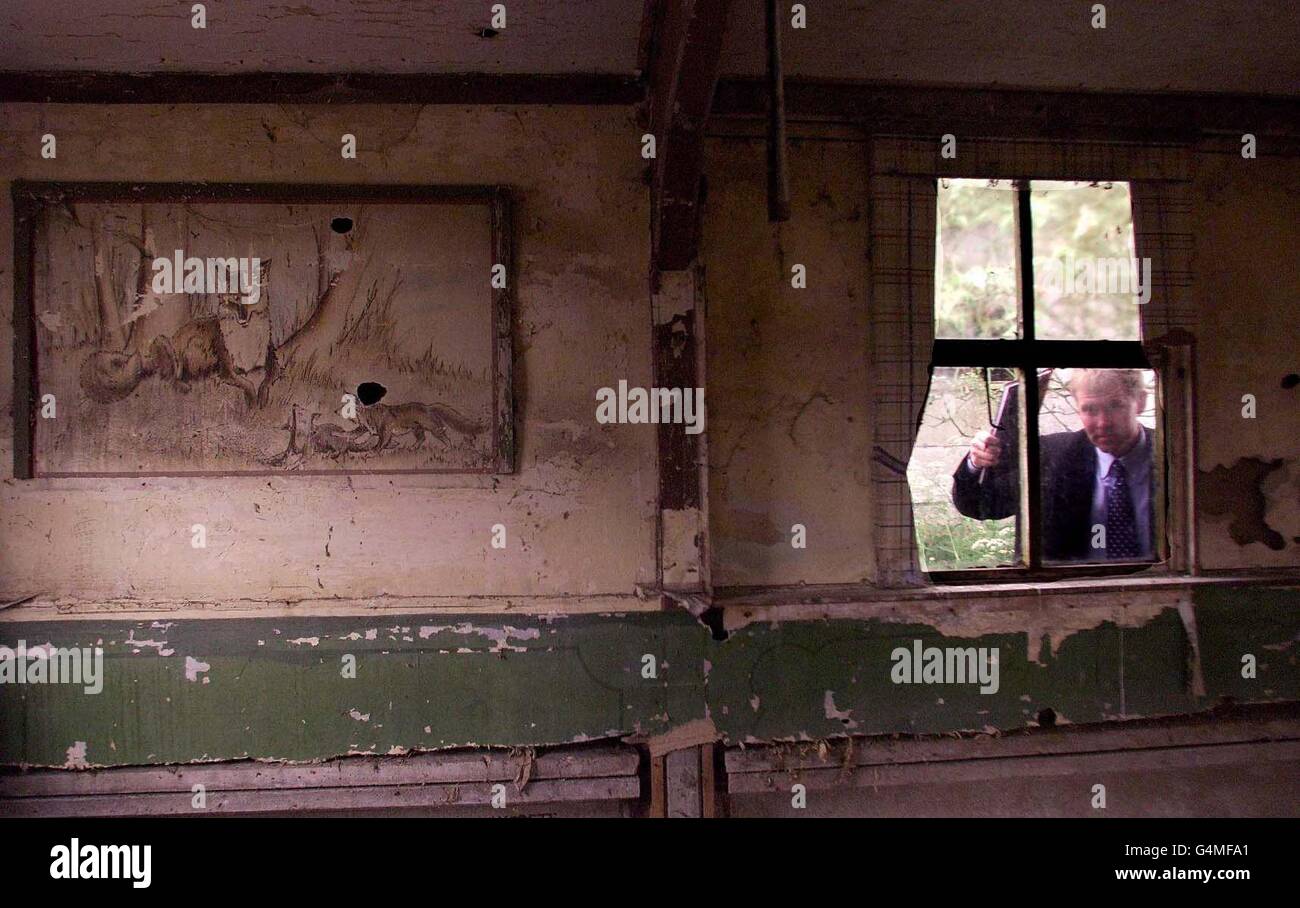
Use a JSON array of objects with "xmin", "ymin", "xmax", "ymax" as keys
[
  {"xmin": 356, "ymin": 400, "xmax": 485, "ymax": 451},
  {"xmin": 157, "ymin": 259, "xmax": 277, "ymax": 408}
]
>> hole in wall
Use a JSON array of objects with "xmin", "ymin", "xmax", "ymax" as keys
[
  {"xmin": 476, "ymin": 27, "xmax": 499, "ymax": 38},
  {"xmin": 1281, "ymin": 373, "xmax": 1299, "ymax": 390},
  {"xmin": 700, "ymin": 607, "xmax": 730, "ymax": 642},
  {"xmin": 1036, "ymin": 707, "xmax": 1057, "ymax": 728},
  {"xmin": 357, "ymin": 381, "xmax": 387, "ymax": 406},
  {"xmin": 331, "ymin": 217, "xmax": 354, "ymax": 235}
]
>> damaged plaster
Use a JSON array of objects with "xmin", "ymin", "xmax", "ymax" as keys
[
  {"xmin": 183, "ymin": 656, "xmax": 210, "ymax": 683},
  {"xmin": 1198, "ymin": 457, "xmax": 1292, "ymax": 550}
]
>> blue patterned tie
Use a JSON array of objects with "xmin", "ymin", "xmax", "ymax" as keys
[{"xmin": 1104, "ymin": 460, "xmax": 1139, "ymax": 559}]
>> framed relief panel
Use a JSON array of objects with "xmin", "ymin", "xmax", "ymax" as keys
[{"xmin": 13, "ymin": 183, "xmax": 514, "ymax": 476}]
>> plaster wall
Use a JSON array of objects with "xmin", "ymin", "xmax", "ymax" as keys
[
  {"xmin": 702, "ymin": 133, "xmax": 874, "ymax": 587},
  {"xmin": 0, "ymin": 104, "xmax": 657, "ymax": 606},
  {"xmin": 1190, "ymin": 148, "xmax": 1300, "ymax": 569},
  {"xmin": 703, "ymin": 132, "xmax": 1300, "ymax": 581}
]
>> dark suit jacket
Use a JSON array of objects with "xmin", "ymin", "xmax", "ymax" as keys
[{"xmin": 951, "ymin": 428, "xmax": 1155, "ymax": 562}]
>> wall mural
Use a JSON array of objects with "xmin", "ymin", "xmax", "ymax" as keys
[{"xmin": 14, "ymin": 184, "xmax": 514, "ymax": 476}]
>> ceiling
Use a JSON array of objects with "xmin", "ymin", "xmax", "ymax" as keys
[
  {"xmin": 2, "ymin": 0, "xmax": 1297, "ymax": 96},
  {"xmin": 720, "ymin": 0, "xmax": 1300, "ymax": 95},
  {"xmin": 0, "ymin": 0, "xmax": 644, "ymax": 74}
]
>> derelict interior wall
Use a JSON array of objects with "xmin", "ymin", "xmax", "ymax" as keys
[
  {"xmin": 702, "ymin": 133, "xmax": 1300, "ymax": 583},
  {"xmin": 701, "ymin": 133, "xmax": 874, "ymax": 587},
  {"xmin": 0, "ymin": 104, "xmax": 657, "ymax": 604},
  {"xmin": 1190, "ymin": 147, "xmax": 1300, "ymax": 569}
]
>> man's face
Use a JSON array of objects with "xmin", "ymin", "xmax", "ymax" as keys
[{"xmin": 1073, "ymin": 382, "xmax": 1142, "ymax": 455}]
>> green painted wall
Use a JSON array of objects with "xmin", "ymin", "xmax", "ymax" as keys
[{"xmin": 2, "ymin": 585, "xmax": 1297, "ymax": 767}]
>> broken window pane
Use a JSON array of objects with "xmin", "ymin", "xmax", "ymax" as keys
[
  {"xmin": 909, "ymin": 366, "xmax": 1024, "ymax": 571},
  {"xmin": 1038, "ymin": 368, "xmax": 1160, "ymax": 564},
  {"xmin": 934, "ymin": 179, "xmax": 1020, "ymax": 340},
  {"xmin": 1030, "ymin": 181, "xmax": 1142, "ymax": 341}
]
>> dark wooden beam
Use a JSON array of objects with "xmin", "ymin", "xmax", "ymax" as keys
[
  {"xmin": 636, "ymin": 0, "xmax": 664, "ymax": 77},
  {"xmin": 713, "ymin": 78, "xmax": 1300, "ymax": 140},
  {"xmin": 764, "ymin": 0, "xmax": 790, "ymax": 222},
  {"xmin": 645, "ymin": 0, "xmax": 734, "ymax": 273},
  {"xmin": 0, "ymin": 72, "xmax": 644, "ymax": 105}
]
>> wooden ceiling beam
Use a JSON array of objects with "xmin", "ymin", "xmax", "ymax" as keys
[
  {"xmin": 643, "ymin": 0, "xmax": 733, "ymax": 274},
  {"xmin": 0, "ymin": 72, "xmax": 644, "ymax": 105},
  {"xmin": 712, "ymin": 79, "xmax": 1300, "ymax": 140}
]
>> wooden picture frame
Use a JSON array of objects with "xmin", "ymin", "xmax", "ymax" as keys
[{"xmin": 12, "ymin": 182, "xmax": 515, "ymax": 477}]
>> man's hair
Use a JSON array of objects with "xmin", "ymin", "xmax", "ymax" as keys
[{"xmin": 1067, "ymin": 368, "xmax": 1146, "ymax": 403}]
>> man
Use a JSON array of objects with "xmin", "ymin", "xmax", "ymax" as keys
[{"xmin": 951, "ymin": 369, "xmax": 1156, "ymax": 562}]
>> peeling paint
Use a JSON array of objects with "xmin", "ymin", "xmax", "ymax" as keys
[
  {"xmin": 184, "ymin": 656, "xmax": 211, "ymax": 683},
  {"xmin": 64, "ymin": 741, "xmax": 89, "ymax": 769},
  {"xmin": 729, "ymin": 590, "xmax": 1183, "ymax": 666},
  {"xmin": 2, "ymin": 589, "xmax": 1297, "ymax": 768},
  {"xmin": 823, "ymin": 690, "xmax": 859, "ymax": 729},
  {"xmin": 1176, "ymin": 600, "xmax": 1208, "ymax": 697},
  {"xmin": 125, "ymin": 629, "xmax": 175, "ymax": 657},
  {"xmin": 1199, "ymin": 457, "xmax": 1292, "ymax": 550},
  {"xmin": 661, "ymin": 507, "xmax": 705, "ymax": 586},
  {"xmin": 417, "ymin": 623, "xmax": 541, "ymax": 653}
]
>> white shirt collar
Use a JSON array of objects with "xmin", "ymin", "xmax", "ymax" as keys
[{"xmin": 1096, "ymin": 426, "xmax": 1147, "ymax": 477}]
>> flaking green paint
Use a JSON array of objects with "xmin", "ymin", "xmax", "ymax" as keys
[{"xmin": 1, "ymin": 586, "xmax": 1297, "ymax": 767}]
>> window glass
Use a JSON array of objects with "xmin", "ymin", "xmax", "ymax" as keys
[
  {"xmin": 1030, "ymin": 181, "xmax": 1142, "ymax": 341},
  {"xmin": 1038, "ymin": 368, "xmax": 1160, "ymax": 564},
  {"xmin": 934, "ymin": 179, "xmax": 1020, "ymax": 340}
]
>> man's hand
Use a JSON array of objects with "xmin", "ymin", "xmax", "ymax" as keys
[{"xmin": 968, "ymin": 430, "xmax": 1003, "ymax": 470}]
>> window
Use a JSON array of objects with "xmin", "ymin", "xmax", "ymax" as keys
[{"xmin": 909, "ymin": 179, "xmax": 1162, "ymax": 575}]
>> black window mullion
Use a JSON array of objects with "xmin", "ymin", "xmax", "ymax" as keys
[
  {"xmin": 930, "ymin": 340, "xmax": 1148, "ymax": 369},
  {"xmin": 1017, "ymin": 182, "xmax": 1043, "ymax": 570}
]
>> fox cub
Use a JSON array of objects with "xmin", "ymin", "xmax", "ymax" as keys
[{"xmin": 356, "ymin": 400, "xmax": 485, "ymax": 451}]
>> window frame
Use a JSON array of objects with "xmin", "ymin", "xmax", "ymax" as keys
[{"xmin": 927, "ymin": 178, "xmax": 1167, "ymax": 582}]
